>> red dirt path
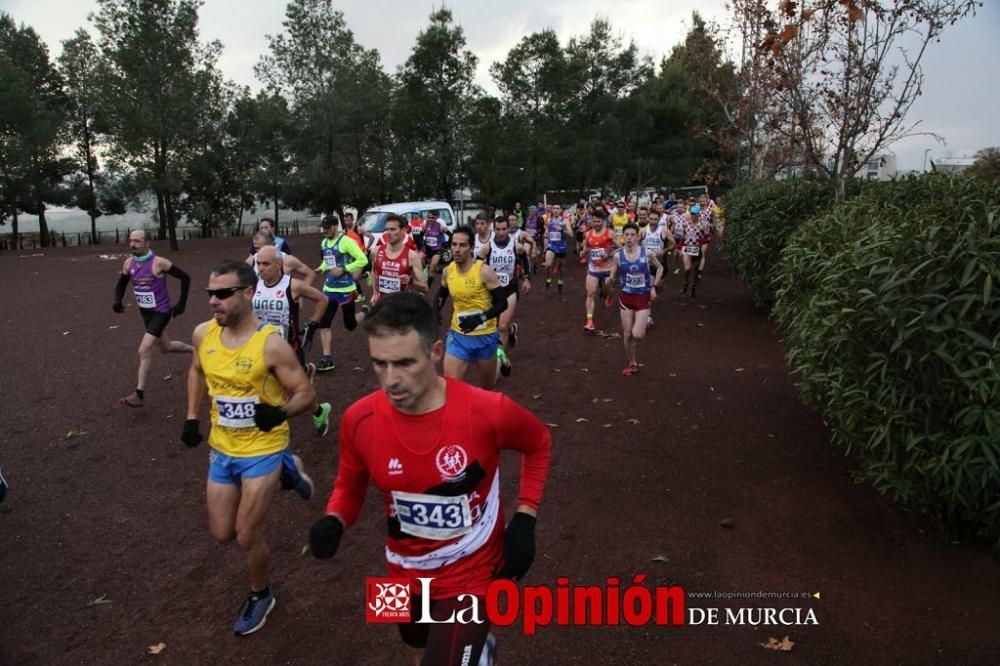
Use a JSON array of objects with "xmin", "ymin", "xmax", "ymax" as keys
[{"xmin": 0, "ymin": 236, "xmax": 997, "ymax": 665}]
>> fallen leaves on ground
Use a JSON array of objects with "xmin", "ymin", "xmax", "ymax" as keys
[
  {"xmin": 627, "ymin": 418, "xmax": 640, "ymax": 425},
  {"xmin": 301, "ymin": 545, "xmax": 309, "ymax": 556},
  {"xmin": 720, "ymin": 518, "xmax": 735, "ymax": 528},
  {"xmin": 66, "ymin": 430, "xmax": 89, "ymax": 440},
  {"xmin": 651, "ymin": 554, "xmax": 670, "ymax": 563},
  {"xmin": 532, "ymin": 394, "xmax": 542, "ymax": 399},
  {"xmin": 759, "ymin": 636, "xmax": 795, "ymax": 651},
  {"xmin": 734, "ymin": 368, "xmax": 744, "ymax": 372},
  {"xmin": 545, "ymin": 423, "xmax": 559, "ymax": 428},
  {"xmin": 602, "ymin": 423, "xmax": 613, "ymax": 428},
  {"xmin": 162, "ymin": 374, "xmax": 172, "ymax": 381},
  {"xmin": 85, "ymin": 594, "xmax": 112, "ymax": 607},
  {"xmin": 108, "ymin": 325, "xmax": 119, "ymax": 330},
  {"xmin": 575, "ymin": 417, "xmax": 588, "ymax": 423},
  {"xmin": 147, "ymin": 643, "xmax": 166, "ymax": 655}
]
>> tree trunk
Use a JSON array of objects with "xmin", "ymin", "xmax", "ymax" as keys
[
  {"xmin": 156, "ymin": 192, "xmax": 167, "ymax": 241},
  {"xmin": 164, "ymin": 193, "xmax": 179, "ymax": 251},
  {"xmin": 154, "ymin": 143, "xmax": 167, "ymax": 239},
  {"xmin": 85, "ymin": 127, "xmax": 98, "ymax": 244},
  {"xmin": 11, "ymin": 209, "xmax": 19, "ymax": 248},
  {"xmin": 272, "ymin": 191, "xmax": 279, "ymax": 226},
  {"xmin": 236, "ymin": 185, "xmax": 246, "ymax": 229},
  {"xmin": 833, "ymin": 172, "xmax": 846, "ymax": 203},
  {"xmin": 38, "ymin": 205, "xmax": 50, "ymax": 248}
]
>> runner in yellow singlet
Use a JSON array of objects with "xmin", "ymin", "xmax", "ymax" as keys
[{"xmin": 182, "ymin": 260, "xmax": 317, "ymax": 636}]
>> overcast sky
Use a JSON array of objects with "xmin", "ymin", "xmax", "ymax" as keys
[{"xmin": 2, "ymin": 0, "xmax": 997, "ymax": 172}]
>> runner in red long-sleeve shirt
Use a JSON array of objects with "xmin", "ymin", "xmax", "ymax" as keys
[{"xmin": 310, "ymin": 292, "xmax": 552, "ymax": 666}]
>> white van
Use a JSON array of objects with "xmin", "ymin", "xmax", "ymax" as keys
[{"xmin": 358, "ymin": 200, "xmax": 457, "ymax": 249}]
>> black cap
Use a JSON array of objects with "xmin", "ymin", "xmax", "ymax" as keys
[{"xmin": 321, "ymin": 215, "xmax": 339, "ymax": 228}]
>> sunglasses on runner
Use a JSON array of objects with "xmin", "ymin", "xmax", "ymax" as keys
[{"xmin": 206, "ymin": 285, "xmax": 249, "ymax": 299}]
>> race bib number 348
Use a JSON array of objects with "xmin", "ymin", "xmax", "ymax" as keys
[
  {"xmin": 391, "ymin": 491, "xmax": 473, "ymax": 540},
  {"xmin": 215, "ymin": 395, "xmax": 257, "ymax": 428}
]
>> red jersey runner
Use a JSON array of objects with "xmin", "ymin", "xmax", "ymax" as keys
[
  {"xmin": 373, "ymin": 245, "xmax": 413, "ymax": 296},
  {"xmin": 327, "ymin": 377, "xmax": 552, "ymax": 599}
]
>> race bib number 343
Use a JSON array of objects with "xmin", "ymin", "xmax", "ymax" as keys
[{"xmin": 391, "ymin": 491, "xmax": 473, "ymax": 540}]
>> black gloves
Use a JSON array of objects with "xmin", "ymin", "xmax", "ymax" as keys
[
  {"xmin": 181, "ymin": 419, "xmax": 202, "ymax": 447},
  {"xmin": 458, "ymin": 313, "xmax": 485, "ymax": 333},
  {"xmin": 112, "ymin": 302, "xmax": 125, "ymax": 313},
  {"xmin": 310, "ymin": 515, "xmax": 344, "ymax": 559},
  {"xmin": 171, "ymin": 303, "xmax": 185, "ymax": 317},
  {"xmin": 254, "ymin": 402, "xmax": 287, "ymax": 432},
  {"xmin": 301, "ymin": 320, "xmax": 319, "ymax": 353},
  {"xmin": 495, "ymin": 512, "xmax": 537, "ymax": 580}
]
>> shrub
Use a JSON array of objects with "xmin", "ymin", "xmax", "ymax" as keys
[
  {"xmin": 774, "ymin": 174, "xmax": 1000, "ymax": 543},
  {"xmin": 724, "ymin": 180, "xmax": 838, "ymax": 306}
]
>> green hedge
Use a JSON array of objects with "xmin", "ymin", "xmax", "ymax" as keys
[
  {"xmin": 774, "ymin": 174, "xmax": 1000, "ymax": 542},
  {"xmin": 724, "ymin": 180, "xmax": 839, "ymax": 306}
]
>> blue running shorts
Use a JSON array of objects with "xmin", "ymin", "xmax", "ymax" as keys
[
  {"xmin": 208, "ymin": 447, "xmax": 293, "ymax": 485},
  {"xmin": 445, "ymin": 330, "xmax": 500, "ymax": 362}
]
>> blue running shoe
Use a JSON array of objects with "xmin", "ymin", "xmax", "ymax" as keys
[
  {"xmin": 233, "ymin": 590, "xmax": 276, "ymax": 636},
  {"xmin": 280, "ymin": 454, "xmax": 314, "ymax": 501}
]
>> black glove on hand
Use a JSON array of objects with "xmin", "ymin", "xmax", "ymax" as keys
[
  {"xmin": 310, "ymin": 515, "xmax": 344, "ymax": 559},
  {"xmin": 301, "ymin": 321, "xmax": 319, "ymax": 353},
  {"xmin": 171, "ymin": 303, "xmax": 185, "ymax": 317},
  {"xmin": 112, "ymin": 302, "xmax": 125, "ymax": 313},
  {"xmin": 495, "ymin": 512, "xmax": 536, "ymax": 580},
  {"xmin": 254, "ymin": 402, "xmax": 287, "ymax": 432},
  {"xmin": 458, "ymin": 313, "xmax": 485, "ymax": 333},
  {"xmin": 181, "ymin": 419, "xmax": 202, "ymax": 447}
]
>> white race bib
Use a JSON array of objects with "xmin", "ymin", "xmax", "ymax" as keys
[
  {"xmin": 215, "ymin": 395, "xmax": 257, "ymax": 428},
  {"xmin": 391, "ymin": 490, "xmax": 473, "ymax": 540},
  {"xmin": 456, "ymin": 309, "xmax": 487, "ymax": 332},
  {"xmin": 683, "ymin": 245, "xmax": 701, "ymax": 256},
  {"xmin": 626, "ymin": 273, "xmax": 646, "ymax": 289},
  {"xmin": 135, "ymin": 291, "xmax": 156, "ymax": 309},
  {"xmin": 589, "ymin": 248, "xmax": 605, "ymax": 261},
  {"xmin": 378, "ymin": 275, "xmax": 401, "ymax": 293},
  {"xmin": 548, "ymin": 231, "xmax": 562, "ymax": 242},
  {"xmin": 496, "ymin": 272, "xmax": 510, "ymax": 287}
]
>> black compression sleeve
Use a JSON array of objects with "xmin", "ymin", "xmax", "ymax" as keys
[
  {"xmin": 483, "ymin": 286, "xmax": 508, "ymax": 320},
  {"xmin": 114, "ymin": 273, "xmax": 130, "ymax": 303},
  {"xmin": 166, "ymin": 264, "xmax": 191, "ymax": 307}
]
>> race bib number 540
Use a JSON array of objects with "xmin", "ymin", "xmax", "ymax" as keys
[{"xmin": 391, "ymin": 491, "xmax": 473, "ymax": 540}]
